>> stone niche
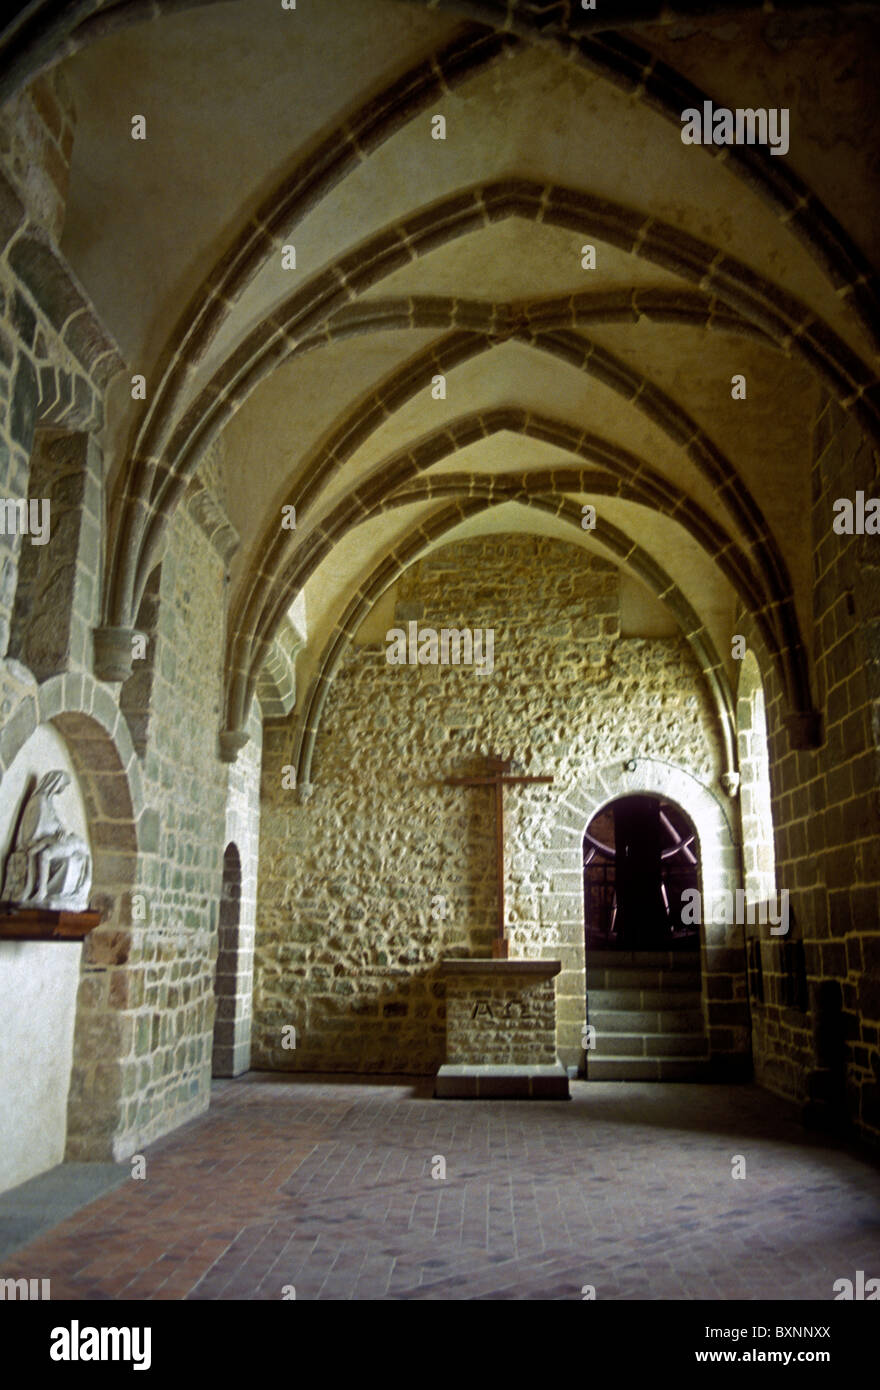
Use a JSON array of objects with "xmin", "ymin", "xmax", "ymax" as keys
[{"xmin": 0, "ymin": 723, "xmax": 91, "ymax": 1192}]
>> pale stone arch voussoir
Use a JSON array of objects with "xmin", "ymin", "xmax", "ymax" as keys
[
  {"xmin": 550, "ymin": 756, "xmax": 739, "ymax": 905},
  {"xmin": 542, "ymin": 757, "xmax": 747, "ymax": 1079}
]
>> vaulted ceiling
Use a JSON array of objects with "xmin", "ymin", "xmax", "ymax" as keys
[{"xmin": 6, "ymin": 0, "xmax": 879, "ymax": 768}]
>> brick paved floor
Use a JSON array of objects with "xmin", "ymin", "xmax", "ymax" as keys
[{"xmin": 3, "ymin": 1076, "xmax": 879, "ymax": 1300}]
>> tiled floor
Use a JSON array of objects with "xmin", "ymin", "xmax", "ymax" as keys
[{"xmin": 3, "ymin": 1075, "xmax": 879, "ymax": 1300}]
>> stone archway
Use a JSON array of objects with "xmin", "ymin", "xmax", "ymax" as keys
[
  {"xmin": 0, "ymin": 672, "xmax": 144, "ymax": 1167},
  {"xmin": 583, "ymin": 793, "xmax": 701, "ymax": 951},
  {"xmin": 535, "ymin": 757, "xmax": 748, "ymax": 1077}
]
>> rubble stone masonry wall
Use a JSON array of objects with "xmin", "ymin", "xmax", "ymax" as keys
[{"xmin": 255, "ymin": 535, "xmax": 724, "ymax": 1077}]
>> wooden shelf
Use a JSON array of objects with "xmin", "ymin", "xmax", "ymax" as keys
[{"xmin": 0, "ymin": 906, "xmax": 102, "ymax": 942}]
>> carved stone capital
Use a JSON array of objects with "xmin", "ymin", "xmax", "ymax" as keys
[
  {"xmin": 93, "ymin": 625, "xmax": 138, "ymax": 683},
  {"xmin": 720, "ymin": 771, "xmax": 741, "ymax": 797},
  {"xmin": 218, "ymin": 729, "xmax": 249, "ymax": 763}
]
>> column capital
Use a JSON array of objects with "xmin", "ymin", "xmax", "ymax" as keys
[
  {"xmin": 93, "ymin": 626, "xmax": 138, "ymax": 683},
  {"xmin": 218, "ymin": 729, "xmax": 249, "ymax": 763}
]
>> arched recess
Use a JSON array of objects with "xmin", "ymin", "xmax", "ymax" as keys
[
  {"xmin": 231, "ymin": 445, "xmax": 764, "ymax": 746},
  {"xmin": 291, "ymin": 498, "xmax": 738, "ymax": 795},
  {"xmin": 737, "ymin": 650, "xmax": 778, "ymax": 905},
  {"xmin": 541, "ymin": 758, "xmax": 748, "ymax": 1076},
  {"xmin": 0, "ymin": 672, "xmax": 144, "ymax": 1167},
  {"xmin": 212, "ymin": 842, "xmax": 242, "ymax": 1078},
  {"xmin": 0, "ymin": 722, "xmax": 91, "ymax": 1191}
]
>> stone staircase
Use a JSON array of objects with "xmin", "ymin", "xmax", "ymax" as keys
[{"xmin": 585, "ymin": 949, "xmax": 711, "ymax": 1081}]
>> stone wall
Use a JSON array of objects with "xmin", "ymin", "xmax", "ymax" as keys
[
  {"xmin": 0, "ymin": 427, "xmax": 257, "ymax": 1176},
  {"xmin": 0, "ymin": 108, "xmax": 120, "ymax": 663},
  {"xmin": 0, "ymin": 71, "xmax": 75, "ymax": 244},
  {"xmin": 8, "ymin": 429, "xmax": 104, "ymax": 679},
  {"xmin": 255, "ymin": 534, "xmax": 725, "ymax": 1076},
  {"xmin": 0, "ymin": 61, "xmax": 117, "ymax": 675},
  {"xmin": 116, "ymin": 505, "xmax": 230, "ymax": 1152},
  {"xmin": 0, "ymin": 83, "xmax": 263, "ymax": 1169},
  {"xmin": 740, "ymin": 395, "xmax": 880, "ymax": 1145},
  {"xmin": 0, "ymin": 72, "xmax": 134, "ymax": 1180}
]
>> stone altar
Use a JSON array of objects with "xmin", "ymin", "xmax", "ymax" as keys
[{"xmin": 435, "ymin": 958, "xmax": 570, "ymax": 1098}]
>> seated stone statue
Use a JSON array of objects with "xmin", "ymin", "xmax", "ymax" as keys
[{"xmin": 1, "ymin": 769, "xmax": 92, "ymax": 912}]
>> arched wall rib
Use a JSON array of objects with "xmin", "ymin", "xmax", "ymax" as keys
[{"xmin": 291, "ymin": 493, "xmax": 737, "ymax": 791}]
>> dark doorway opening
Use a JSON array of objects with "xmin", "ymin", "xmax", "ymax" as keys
[
  {"xmin": 583, "ymin": 795, "xmax": 700, "ymax": 951},
  {"xmin": 212, "ymin": 841, "xmax": 242, "ymax": 1077}
]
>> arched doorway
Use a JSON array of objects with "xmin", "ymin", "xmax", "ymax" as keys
[
  {"xmin": 582, "ymin": 793, "xmax": 708, "ymax": 1079},
  {"xmin": 584, "ymin": 794, "xmax": 701, "ymax": 952},
  {"xmin": 541, "ymin": 755, "xmax": 745, "ymax": 1077},
  {"xmin": 212, "ymin": 843, "xmax": 242, "ymax": 1078}
]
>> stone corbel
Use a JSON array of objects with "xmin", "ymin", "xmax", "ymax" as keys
[
  {"xmin": 93, "ymin": 625, "xmax": 141, "ymax": 683},
  {"xmin": 218, "ymin": 729, "xmax": 249, "ymax": 763},
  {"xmin": 720, "ymin": 771, "xmax": 741, "ymax": 798},
  {"xmin": 784, "ymin": 711, "xmax": 823, "ymax": 750}
]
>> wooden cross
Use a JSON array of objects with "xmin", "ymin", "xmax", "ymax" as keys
[{"xmin": 443, "ymin": 753, "xmax": 553, "ymax": 958}]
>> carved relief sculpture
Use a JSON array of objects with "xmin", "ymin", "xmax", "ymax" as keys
[{"xmin": 1, "ymin": 770, "xmax": 92, "ymax": 912}]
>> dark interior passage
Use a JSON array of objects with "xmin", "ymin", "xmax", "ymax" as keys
[{"xmin": 584, "ymin": 795, "xmax": 700, "ymax": 951}]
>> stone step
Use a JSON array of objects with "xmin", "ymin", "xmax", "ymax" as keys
[
  {"xmin": 588, "ymin": 988, "xmax": 703, "ymax": 1011},
  {"xmin": 590, "ymin": 1009, "xmax": 705, "ymax": 1034},
  {"xmin": 586, "ymin": 1056, "xmax": 713, "ymax": 1082},
  {"xmin": 587, "ymin": 968, "xmax": 702, "ymax": 991},
  {"xmin": 434, "ymin": 1062, "xmax": 570, "ymax": 1099},
  {"xmin": 590, "ymin": 1032, "xmax": 709, "ymax": 1059}
]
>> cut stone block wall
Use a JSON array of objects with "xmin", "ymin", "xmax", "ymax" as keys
[
  {"xmin": 8, "ymin": 429, "xmax": 103, "ymax": 678},
  {"xmin": 0, "ymin": 70, "xmax": 75, "ymax": 244},
  {"xmin": 0, "ymin": 180, "xmax": 260, "ymax": 1168},
  {"xmin": 116, "ymin": 506, "xmax": 231, "ymax": 1153},
  {"xmin": 0, "ymin": 163, "xmax": 121, "ymax": 662},
  {"xmin": 739, "ymin": 395, "xmax": 880, "ymax": 1145}
]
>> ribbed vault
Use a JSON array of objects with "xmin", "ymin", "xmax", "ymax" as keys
[{"xmin": 14, "ymin": 0, "xmax": 878, "ymax": 790}]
